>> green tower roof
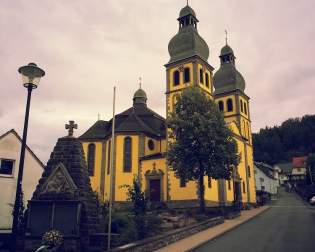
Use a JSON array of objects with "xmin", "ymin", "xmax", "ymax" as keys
[
  {"xmin": 133, "ymin": 88, "xmax": 147, "ymax": 105},
  {"xmin": 167, "ymin": 5, "xmax": 209, "ymax": 64},
  {"xmin": 179, "ymin": 5, "xmax": 196, "ymax": 18},
  {"xmin": 213, "ymin": 44, "xmax": 245, "ymax": 95}
]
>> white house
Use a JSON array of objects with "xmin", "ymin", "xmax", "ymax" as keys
[
  {"xmin": 274, "ymin": 163, "xmax": 292, "ymax": 185},
  {"xmin": 254, "ymin": 162, "xmax": 279, "ymax": 195},
  {"xmin": 0, "ymin": 129, "xmax": 44, "ymax": 233},
  {"xmin": 291, "ymin": 156, "xmax": 307, "ymax": 181}
]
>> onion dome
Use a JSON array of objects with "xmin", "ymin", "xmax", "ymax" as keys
[
  {"xmin": 133, "ymin": 88, "xmax": 147, "ymax": 106},
  {"xmin": 179, "ymin": 5, "xmax": 196, "ymax": 18},
  {"xmin": 168, "ymin": 4, "xmax": 209, "ymax": 64},
  {"xmin": 213, "ymin": 44, "xmax": 245, "ymax": 95}
]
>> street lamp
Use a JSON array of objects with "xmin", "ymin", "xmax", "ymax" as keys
[{"xmin": 11, "ymin": 63, "xmax": 45, "ymax": 251}]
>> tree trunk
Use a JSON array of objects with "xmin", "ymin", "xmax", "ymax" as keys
[{"xmin": 199, "ymin": 168, "xmax": 205, "ymax": 214}]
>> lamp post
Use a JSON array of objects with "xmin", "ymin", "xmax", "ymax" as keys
[{"xmin": 11, "ymin": 63, "xmax": 45, "ymax": 251}]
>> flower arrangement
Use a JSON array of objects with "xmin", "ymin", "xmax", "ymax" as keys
[{"xmin": 42, "ymin": 230, "xmax": 64, "ymax": 247}]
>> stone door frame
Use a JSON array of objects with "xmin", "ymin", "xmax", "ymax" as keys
[{"xmin": 145, "ymin": 169, "xmax": 164, "ymax": 202}]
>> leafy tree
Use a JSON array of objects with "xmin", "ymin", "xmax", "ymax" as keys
[
  {"xmin": 121, "ymin": 178, "xmax": 147, "ymax": 239},
  {"xmin": 167, "ymin": 87, "xmax": 239, "ymax": 213}
]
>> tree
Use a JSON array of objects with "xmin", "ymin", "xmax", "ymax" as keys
[
  {"xmin": 167, "ymin": 87, "xmax": 239, "ymax": 213},
  {"xmin": 306, "ymin": 153, "xmax": 315, "ymax": 185},
  {"xmin": 121, "ymin": 178, "xmax": 147, "ymax": 239}
]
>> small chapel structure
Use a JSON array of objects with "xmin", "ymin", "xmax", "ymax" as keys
[{"xmin": 79, "ymin": 4, "xmax": 256, "ymax": 207}]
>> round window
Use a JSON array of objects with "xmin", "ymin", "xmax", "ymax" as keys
[{"xmin": 148, "ymin": 139, "xmax": 155, "ymax": 150}]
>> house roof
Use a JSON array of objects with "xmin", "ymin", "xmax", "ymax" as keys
[
  {"xmin": 254, "ymin": 162, "xmax": 274, "ymax": 179},
  {"xmin": 0, "ymin": 129, "xmax": 45, "ymax": 168},
  {"xmin": 292, "ymin": 156, "xmax": 307, "ymax": 168},
  {"xmin": 275, "ymin": 162, "xmax": 293, "ymax": 175}
]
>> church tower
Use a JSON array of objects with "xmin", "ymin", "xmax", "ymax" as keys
[
  {"xmin": 213, "ymin": 43, "xmax": 256, "ymax": 204},
  {"xmin": 165, "ymin": 4, "xmax": 214, "ymax": 115}
]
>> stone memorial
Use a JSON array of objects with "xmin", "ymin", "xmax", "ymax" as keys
[{"xmin": 23, "ymin": 121, "xmax": 101, "ymax": 251}]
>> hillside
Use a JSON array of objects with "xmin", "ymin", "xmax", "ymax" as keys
[{"xmin": 253, "ymin": 114, "xmax": 315, "ymax": 165}]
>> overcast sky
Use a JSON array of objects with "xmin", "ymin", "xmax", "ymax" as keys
[{"xmin": 0, "ymin": 0, "xmax": 314, "ymax": 163}]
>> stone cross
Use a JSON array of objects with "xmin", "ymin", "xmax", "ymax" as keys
[{"xmin": 65, "ymin": 120, "xmax": 78, "ymax": 137}]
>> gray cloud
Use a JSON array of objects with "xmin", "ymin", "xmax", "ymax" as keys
[{"xmin": 1, "ymin": 0, "xmax": 314, "ymax": 163}]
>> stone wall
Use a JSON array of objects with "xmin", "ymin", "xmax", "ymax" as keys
[{"xmin": 110, "ymin": 216, "xmax": 224, "ymax": 252}]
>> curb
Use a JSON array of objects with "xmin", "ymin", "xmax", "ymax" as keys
[{"xmin": 186, "ymin": 206, "xmax": 271, "ymax": 252}]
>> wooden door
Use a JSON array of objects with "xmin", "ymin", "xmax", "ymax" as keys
[{"xmin": 149, "ymin": 179, "xmax": 161, "ymax": 202}]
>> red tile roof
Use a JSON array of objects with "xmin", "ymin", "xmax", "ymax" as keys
[{"xmin": 292, "ymin": 156, "xmax": 307, "ymax": 168}]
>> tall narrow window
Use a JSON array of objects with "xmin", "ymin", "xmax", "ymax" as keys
[
  {"xmin": 227, "ymin": 98, "xmax": 233, "ymax": 112},
  {"xmin": 240, "ymin": 100, "xmax": 244, "ymax": 113},
  {"xmin": 173, "ymin": 70, "xmax": 180, "ymax": 86},
  {"xmin": 184, "ymin": 67, "xmax": 190, "ymax": 83},
  {"xmin": 248, "ymin": 165, "xmax": 251, "ymax": 177},
  {"xmin": 180, "ymin": 177, "xmax": 186, "ymax": 187},
  {"xmin": 205, "ymin": 73, "xmax": 209, "ymax": 88},
  {"xmin": 218, "ymin": 101, "xmax": 224, "ymax": 112},
  {"xmin": 87, "ymin": 144, "xmax": 96, "ymax": 176},
  {"xmin": 244, "ymin": 102, "xmax": 247, "ymax": 115},
  {"xmin": 208, "ymin": 177, "xmax": 212, "ymax": 188},
  {"xmin": 228, "ymin": 180, "xmax": 231, "ymax": 190},
  {"xmin": 107, "ymin": 140, "xmax": 111, "ymax": 174},
  {"xmin": 243, "ymin": 181, "xmax": 246, "ymax": 193},
  {"xmin": 123, "ymin": 137, "xmax": 132, "ymax": 172},
  {"xmin": 199, "ymin": 69, "xmax": 204, "ymax": 84},
  {"xmin": 247, "ymin": 122, "xmax": 251, "ymax": 143}
]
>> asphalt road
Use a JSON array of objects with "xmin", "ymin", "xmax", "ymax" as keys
[{"xmin": 194, "ymin": 188, "xmax": 315, "ymax": 252}]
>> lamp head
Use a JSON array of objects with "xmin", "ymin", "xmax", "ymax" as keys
[{"xmin": 18, "ymin": 63, "xmax": 45, "ymax": 89}]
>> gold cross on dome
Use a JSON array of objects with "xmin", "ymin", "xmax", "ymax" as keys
[{"xmin": 65, "ymin": 120, "xmax": 78, "ymax": 137}]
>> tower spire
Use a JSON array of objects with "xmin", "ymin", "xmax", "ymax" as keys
[
  {"xmin": 139, "ymin": 77, "xmax": 142, "ymax": 89},
  {"xmin": 225, "ymin": 29, "xmax": 228, "ymax": 45},
  {"xmin": 187, "ymin": 0, "xmax": 189, "ymax": 6}
]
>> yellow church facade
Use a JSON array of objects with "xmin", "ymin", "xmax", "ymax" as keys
[{"xmin": 79, "ymin": 4, "xmax": 256, "ymax": 207}]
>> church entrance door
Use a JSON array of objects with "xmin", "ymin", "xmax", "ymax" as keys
[
  {"xmin": 234, "ymin": 181, "xmax": 242, "ymax": 209},
  {"xmin": 149, "ymin": 179, "xmax": 161, "ymax": 202}
]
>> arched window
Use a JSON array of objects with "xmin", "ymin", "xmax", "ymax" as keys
[
  {"xmin": 208, "ymin": 177, "xmax": 212, "ymax": 188},
  {"xmin": 244, "ymin": 102, "xmax": 247, "ymax": 115},
  {"xmin": 248, "ymin": 165, "xmax": 251, "ymax": 177},
  {"xmin": 180, "ymin": 177, "xmax": 186, "ymax": 187},
  {"xmin": 243, "ymin": 121, "xmax": 246, "ymax": 138},
  {"xmin": 243, "ymin": 181, "xmax": 246, "ymax": 193},
  {"xmin": 227, "ymin": 98, "xmax": 233, "ymax": 112},
  {"xmin": 184, "ymin": 67, "xmax": 190, "ymax": 83},
  {"xmin": 218, "ymin": 101, "xmax": 224, "ymax": 112},
  {"xmin": 247, "ymin": 122, "xmax": 250, "ymax": 142},
  {"xmin": 199, "ymin": 69, "xmax": 204, "ymax": 84},
  {"xmin": 173, "ymin": 70, "xmax": 180, "ymax": 86},
  {"xmin": 87, "ymin": 143, "xmax": 96, "ymax": 176},
  {"xmin": 228, "ymin": 180, "xmax": 231, "ymax": 190},
  {"xmin": 123, "ymin": 137, "xmax": 132, "ymax": 172},
  {"xmin": 240, "ymin": 100, "xmax": 244, "ymax": 113},
  {"xmin": 107, "ymin": 140, "xmax": 111, "ymax": 174},
  {"xmin": 205, "ymin": 73, "xmax": 210, "ymax": 88}
]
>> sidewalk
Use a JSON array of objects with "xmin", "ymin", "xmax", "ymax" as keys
[{"xmin": 155, "ymin": 206, "xmax": 270, "ymax": 252}]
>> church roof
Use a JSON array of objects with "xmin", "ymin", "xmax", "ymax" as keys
[
  {"xmin": 79, "ymin": 93, "xmax": 166, "ymax": 140},
  {"xmin": 167, "ymin": 5, "xmax": 209, "ymax": 64},
  {"xmin": 213, "ymin": 44, "xmax": 245, "ymax": 95},
  {"xmin": 179, "ymin": 5, "xmax": 196, "ymax": 18}
]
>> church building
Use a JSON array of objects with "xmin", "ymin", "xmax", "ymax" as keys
[{"xmin": 79, "ymin": 4, "xmax": 256, "ymax": 207}]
